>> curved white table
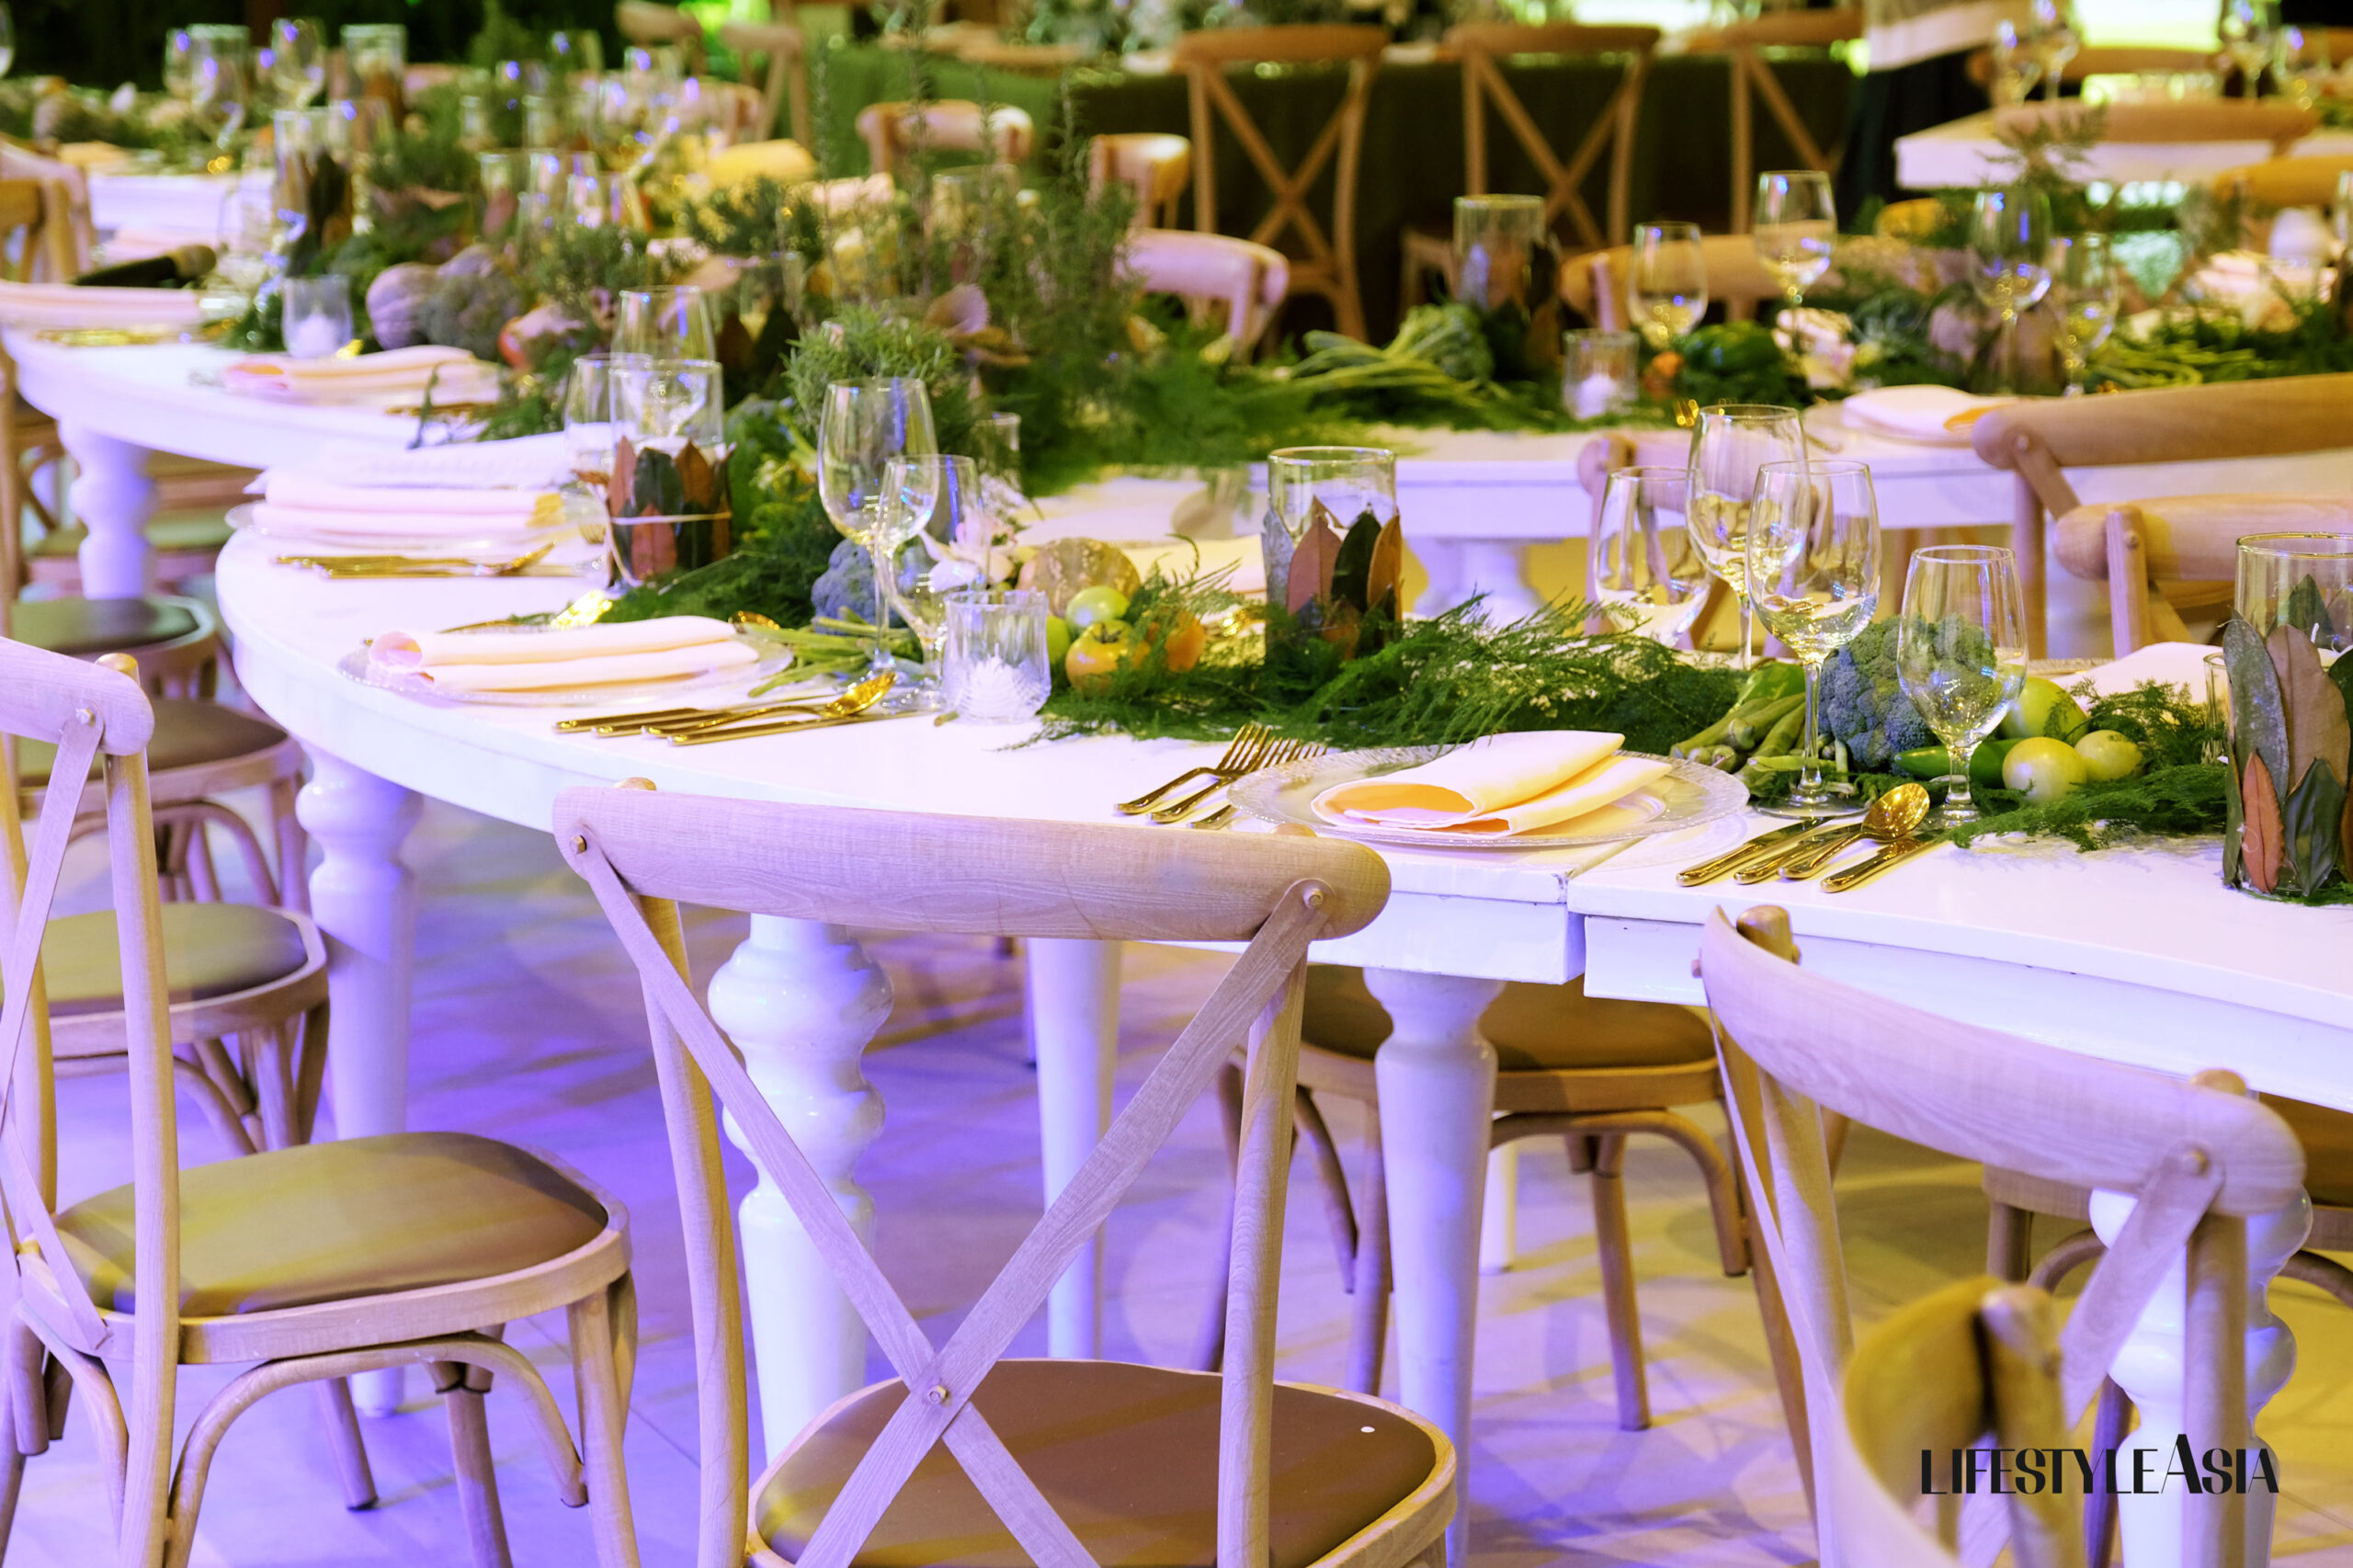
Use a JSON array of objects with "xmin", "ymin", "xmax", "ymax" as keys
[{"xmin": 22, "ymin": 333, "xmax": 2353, "ymax": 1566}]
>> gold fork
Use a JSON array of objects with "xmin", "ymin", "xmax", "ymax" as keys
[
  {"xmin": 1152, "ymin": 732, "xmax": 1301, "ymax": 824},
  {"xmin": 1191, "ymin": 740, "xmax": 1327, "ymax": 829},
  {"xmin": 1116, "ymin": 723, "xmax": 1272, "ymax": 816}
]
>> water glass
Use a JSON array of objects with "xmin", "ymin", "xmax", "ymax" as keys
[
  {"xmin": 2047, "ymin": 233, "xmax": 2116, "ymax": 396},
  {"xmin": 1564, "ymin": 329, "xmax": 1639, "ymax": 418},
  {"xmin": 562, "ymin": 354, "xmax": 617, "ymax": 487},
  {"xmin": 1628, "ymin": 222, "xmax": 1708, "ymax": 349},
  {"xmin": 187, "ymin": 25, "xmax": 253, "ymax": 145},
  {"xmin": 818, "ymin": 380, "xmax": 939, "ymax": 666},
  {"xmin": 1747, "ymin": 459, "xmax": 1881, "ymax": 816},
  {"xmin": 1752, "ymin": 171, "xmax": 1836, "ymax": 308},
  {"xmin": 945, "ymin": 589, "xmax": 1052, "ymax": 723},
  {"xmin": 281, "ymin": 274, "xmax": 351, "ymax": 358},
  {"xmin": 270, "ymin": 17, "xmax": 325, "ymax": 109},
  {"xmin": 1267, "ymin": 446, "xmax": 1396, "ymax": 541},
  {"xmin": 1453, "ymin": 193, "xmax": 1548, "ymax": 312},
  {"xmin": 608, "ymin": 358, "xmax": 730, "ymax": 591},
  {"xmin": 215, "ymin": 185, "xmax": 279, "ymax": 296},
  {"xmin": 884, "ymin": 455, "xmax": 981, "ymax": 710},
  {"xmin": 477, "ymin": 151, "xmax": 527, "ymax": 244},
  {"xmin": 2236, "ymin": 533, "xmax": 2353, "ymax": 656},
  {"xmin": 1687, "ymin": 403, "xmax": 1805, "ymax": 669},
  {"xmin": 1896, "ymin": 545, "xmax": 2029, "ymax": 825},
  {"xmin": 616, "ymin": 287, "xmax": 715, "ymax": 360},
  {"xmin": 342, "ymin": 23, "xmax": 406, "ymax": 114},
  {"xmin": 1587, "ymin": 467, "xmax": 1709, "ymax": 645}
]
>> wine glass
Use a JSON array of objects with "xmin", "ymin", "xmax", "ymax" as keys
[
  {"xmin": 1687, "ymin": 404, "xmax": 1805, "ymax": 670},
  {"xmin": 1987, "ymin": 19, "xmax": 2044, "ymax": 106},
  {"xmin": 187, "ymin": 27, "xmax": 252, "ymax": 148},
  {"xmin": 1587, "ymin": 467, "xmax": 1710, "ymax": 645},
  {"xmin": 164, "ymin": 30, "xmax": 198, "ymax": 107},
  {"xmin": 1746, "ymin": 460, "xmax": 1881, "ymax": 817},
  {"xmin": 1752, "ymin": 171, "xmax": 1836, "ymax": 312},
  {"xmin": 2046, "ymin": 234, "xmax": 2117, "ymax": 397},
  {"xmin": 1628, "ymin": 222, "xmax": 1709, "ymax": 349},
  {"xmin": 817, "ymin": 380, "xmax": 938, "ymax": 677},
  {"xmin": 2022, "ymin": 0, "xmax": 2079, "ymax": 99},
  {"xmin": 884, "ymin": 455, "xmax": 982, "ymax": 710},
  {"xmin": 1895, "ymin": 545, "xmax": 2028, "ymax": 827},
  {"xmin": 2220, "ymin": 0, "xmax": 2278, "ymax": 97},
  {"xmin": 269, "ymin": 18, "xmax": 325, "ymax": 110},
  {"xmin": 1971, "ymin": 187, "xmax": 2052, "ymax": 391},
  {"xmin": 615, "ymin": 286, "xmax": 714, "ymax": 360}
]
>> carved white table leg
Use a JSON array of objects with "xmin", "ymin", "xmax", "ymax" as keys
[
  {"xmin": 298, "ymin": 751, "xmax": 422, "ymax": 1415},
  {"xmin": 1366, "ymin": 969, "xmax": 1503, "ymax": 1568},
  {"xmin": 1024, "ymin": 937, "xmax": 1120, "ymax": 1358},
  {"xmin": 1480, "ymin": 1144, "xmax": 1518, "ymax": 1274},
  {"xmin": 2091, "ymin": 1187, "xmax": 2308, "ymax": 1568},
  {"xmin": 1413, "ymin": 540, "xmax": 1468, "ymax": 616},
  {"xmin": 60, "ymin": 420, "xmax": 158, "ymax": 599},
  {"xmin": 708, "ymin": 915, "xmax": 892, "ymax": 1458},
  {"xmin": 1453, "ymin": 540, "xmax": 1544, "ymax": 622}
]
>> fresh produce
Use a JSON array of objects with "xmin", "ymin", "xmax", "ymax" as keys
[
  {"xmin": 1045, "ymin": 615, "xmax": 1074, "ymax": 671},
  {"xmin": 2074, "ymin": 730, "xmax": 2144, "ymax": 782},
  {"xmin": 1671, "ymin": 662, "xmax": 1808, "ymax": 769},
  {"xmin": 1671, "ymin": 321, "xmax": 1811, "ymax": 409},
  {"xmin": 1065, "ymin": 620, "xmax": 1138, "ymax": 693},
  {"xmin": 1728, "ymin": 695, "xmax": 1803, "ymax": 752},
  {"xmin": 1138, "ymin": 605, "xmax": 1208, "ymax": 673},
  {"xmin": 1896, "ymin": 736, "xmax": 2018, "ymax": 790},
  {"xmin": 1821, "ymin": 621, "xmax": 1940, "ymax": 770},
  {"xmin": 1065, "ymin": 585, "xmax": 1131, "ymax": 631},
  {"xmin": 2001, "ymin": 676, "xmax": 2092, "ymax": 744},
  {"xmin": 2003, "ymin": 736, "xmax": 2090, "ymax": 803}
]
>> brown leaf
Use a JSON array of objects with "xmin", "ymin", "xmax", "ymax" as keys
[
  {"xmin": 608, "ymin": 435, "xmax": 634, "ymax": 518},
  {"xmin": 676, "ymin": 441, "xmax": 716, "ymax": 512},
  {"xmin": 1365, "ymin": 517, "xmax": 1404, "ymax": 619},
  {"xmin": 2243, "ymin": 751, "xmax": 2283, "ymax": 895},
  {"xmin": 1287, "ymin": 500, "xmax": 1342, "ymax": 617},
  {"xmin": 2268, "ymin": 623, "xmax": 2352, "ymax": 803}
]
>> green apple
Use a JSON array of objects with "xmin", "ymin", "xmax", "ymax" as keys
[
  {"xmin": 1999, "ymin": 676, "xmax": 2091, "ymax": 744},
  {"xmin": 1065, "ymin": 585, "xmax": 1132, "ymax": 631},
  {"xmin": 1044, "ymin": 615, "xmax": 1074, "ymax": 671},
  {"xmin": 2002, "ymin": 736, "xmax": 2089, "ymax": 803},
  {"xmin": 2074, "ymin": 730, "xmax": 2143, "ymax": 782}
]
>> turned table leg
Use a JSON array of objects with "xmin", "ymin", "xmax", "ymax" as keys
[
  {"xmin": 707, "ymin": 915, "xmax": 892, "ymax": 1458},
  {"xmin": 298, "ymin": 751, "xmax": 422, "ymax": 1415},
  {"xmin": 60, "ymin": 421, "xmax": 158, "ymax": 599},
  {"xmin": 1365, "ymin": 969, "xmax": 1503, "ymax": 1568},
  {"xmin": 1025, "ymin": 937, "xmax": 1120, "ymax": 1359}
]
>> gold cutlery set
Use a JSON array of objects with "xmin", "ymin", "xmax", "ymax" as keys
[
  {"xmin": 1115, "ymin": 723, "xmax": 1324, "ymax": 830},
  {"xmin": 552, "ymin": 670, "xmax": 901, "ymax": 747},
  {"xmin": 278, "ymin": 542, "xmax": 560, "ymax": 578},
  {"xmin": 1677, "ymin": 782, "xmax": 1946, "ymax": 892}
]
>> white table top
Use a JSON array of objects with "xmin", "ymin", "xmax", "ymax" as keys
[{"xmin": 1894, "ymin": 109, "xmax": 2353, "ymax": 191}]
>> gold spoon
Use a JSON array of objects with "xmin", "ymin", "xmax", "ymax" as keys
[
  {"xmin": 642, "ymin": 669, "xmax": 898, "ymax": 737},
  {"xmin": 1764, "ymin": 783, "xmax": 1934, "ymax": 883},
  {"xmin": 667, "ymin": 671, "xmax": 899, "ymax": 745}
]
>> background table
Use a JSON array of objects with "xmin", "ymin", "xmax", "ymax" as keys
[{"xmin": 1894, "ymin": 108, "xmax": 2353, "ymax": 190}]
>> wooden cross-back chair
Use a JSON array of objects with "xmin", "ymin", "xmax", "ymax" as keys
[
  {"xmin": 1124, "ymin": 229, "xmax": 1290, "ymax": 358},
  {"xmin": 617, "ymin": 0, "xmax": 708, "ymax": 73},
  {"xmin": 1972, "ymin": 373, "xmax": 2353, "ymax": 657},
  {"xmin": 1833, "ymin": 1278, "xmax": 2081, "ymax": 1568},
  {"xmin": 1090, "ymin": 132, "xmax": 1193, "ymax": 230},
  {"xmin": 717, "ymin": 21, "xmax": 812, "ymax": 145},
  {"xmin": 559, "ymin": 779, "xmax": 1455, "ymax": 1568},
  {"xmin": 1687, "ymin": 8, "xmax": 1860, "ymax": 233},
  {"xmin": 1175, "ymin": 25, "xmax": 1387, "ymax": 344},
  {"xmin": 1699, "ymin": 904, "xmax": 2303, "ymax": 1568},
  {"xmin": 2055, "ymin": 493, "xmax": 2353, "ymax": 655},
  {"xmin": 0, "ymin": 639, "xmax": 642, "ymax": 1568},
  {"xmin": 855, "ymin": 100, "xmax": 1036, "ymax": 181}
]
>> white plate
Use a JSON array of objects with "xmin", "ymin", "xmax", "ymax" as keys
[
  {"xmin": 337, "ymin": 636, "xmax": 790, "ymax": 709},
  {"xmin": 1230, "ymin": 745, "xmax": 1749, "ymax": 851},
  {"xmin": 231, "ymin": 500, "xmax": 571, "ymax": 555}
]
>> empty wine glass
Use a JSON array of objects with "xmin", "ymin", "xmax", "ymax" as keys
[
  {"xmin": 615, "ymin": 286, "xmax": 715, "ymax": 361},
  {"xmin": 1896, "ymin": 545, "xmax": 2029, "ymax": 827},
  {"xmin": 1987, "ymin": 19, "xmax": 2044, "ymax": 106},
  {"xmin": 1971, "ymin": 187, "xmax": 2052, "ymax": 390},
  {"xmin": 164, "ymin": 30, "xmax": 197, "ymax": 106},
  {"xmin": 817, "ymin": 380, "xmax": 938, "ymax": 677},
  {"xmin": 2022, "ymin": 0, "xmax": 2079, "ymax": 99},
  {"xmin": 1746, "ymin": 460, "xmax": 1881, "ymax": 817},
  {"xmin": 2047, "ymin": 234, "xmax": 2116, "ymax": 396},
  {"xmin": 187, "ymin": 26, "xmax": 252, "ymax": 147},
  {"xmin": 2220, "ymin": 0, "xmax": 2278, "ymax": 97},
  {"xmin": 883, "ymin": 455, "xmax": 982, "ymax": 710},
  {"xmin": 1628, "ymin": 222, "xmax": 1709, "ymax": 349},
  {"xmin": 1587, "ymin": 467, "xmax": 1709, "ymax": 645},
  {"xmin": 269, "ymin": 18, "xmax": 325, "ymax": 109},
  {"xmin": 1752, "ymin": 171, "xmax": 1836, "ymax": 311},
  {"xmin": 1687, "ymin": 403, "xmax": 1805, "ymax": 670}
]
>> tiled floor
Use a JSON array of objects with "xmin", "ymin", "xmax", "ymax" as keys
[{"xmin": 17, "ymin": 799, "xmax": 2353, "ymax": 1565}]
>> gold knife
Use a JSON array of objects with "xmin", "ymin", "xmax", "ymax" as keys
[
  {"xmin": 1729, "ymin": 824, "xmax": 1859, "ymax": 885},
  {"xmin": 1822, "ymin": 834, "xmax": 1949, "ymax": 893},
  {"xmin": 1677, "ymin": 821, "xmax": 1821, "ymax": 886},
  {"xmin": 667, "ymin": 710, "xmax": 899, "ymax": 746}
]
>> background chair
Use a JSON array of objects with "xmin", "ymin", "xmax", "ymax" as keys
[
  {"xmin": 1972, "ymin": 373, "xmax": 2353, "ymax": 656},
  {"xmin": 616, "ymin": 0, "xmax": 708, "ymax": 74},
  {"xmin": 1687, "ymin": 7, "xmax": 1861, "ymax": 233},
  {"xmin": 854, "ymin": 99, "xmax": 1036, "ymax": 180},
  {"xmin": 1175, "ymin": 24, "xmax": 1386, "ymax": 343},
  {"xmin": 561, "ymin": 779, "xmax": 1453, "ymax": 1568},
  {"xmin": 0, "ymin": 640, "xmax": 639, "ymax": 1568},
  {"xmin": 1090, "ymin": 132, "xmax": 1192, "ymax": 230},
  {"xmin": 2054, "ymin": 493, "xmax": 2353, "ymax": 654},
  {"xmin": 1123, "ymin": 228, "xmax": 1288, "ymax": 357},
  {"xmin": 1560, "ymin": 231, "xmax": 1787, "ymax": 328},
  {"xmin": 717, "ymin": 20, "xmax": 811, "ymax": 145}
]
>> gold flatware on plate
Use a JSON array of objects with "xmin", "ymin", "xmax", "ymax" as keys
[
  {"xmin": 1768, "ymin": 783, "xmax": 1932, "ymax": 883},
  {"xmin": 631, "ymin": 670, "xmax": 898, "ymax": 738},
  {"xmin": 1677, "ymin": 821, "xmax": 1819, "ymax": 886},
  {"xmin": 664, "ymin": 675, "xmax": 899, "ymax": 745},
  {"xmin": 1157, "ymin": 739, "xmax": 1324, "ymax": 826},
  {"xmin": 290, "ymin": 542, "xmax": 556, "ymax": 579},
  {"xmin": 1823, "ymin": 833, "xmax": 1950, "ymax": 893},
  {"xmin": 1118, "ymin": 723, "xmax": 1273, "ymax": 816}
]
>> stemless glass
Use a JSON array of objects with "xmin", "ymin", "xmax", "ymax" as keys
[
  {"xmin": 1564, "ymin": 328, "xmax": 1639, "ymax": 417},
  {"xmin": 1896, "ymin": 545, "xmax": 2029, "ymax": 826},
  {"xmin": 270, "ymin": 18, "xmax": 325, "ymax": 109},
  {"xmin": 608, "ymin": 358, "xmax": 729, "ymax": 591},
  {"xmin": 281, "ymin": 274, "xmax": 351, "ymax": 358},
  {"xmin": 945, "ymin": 589, "xmax": 1052, "ymax": 723},
  {"xmin": 1587, "ymin": 467, "xmax": 1710, "ymax": 645},
  {"xmin": 1453, "ymin": 193, "xmax": 1549, "ymax": 312},
  {"xmin": 1266, "ymin": 446, "xmax": 1398, "ymax": 540},
  {"xmin": 1753, "ymin": 171, "xmax": 1836, "ymax": 310},
  {"xmin": 1746, "ymin": 460, "xmax": 1881, "ymax": 817},
  {"xmin": 342, "ymin": 23, "xmax": 407, "ymax": 113},
  {"xmin": 1628, "ymin": 222, "xmax": 1709, "ymax": 348},
  {"xmin": 562, "ymin": 354, "xmax": 616, "ymax": 486},
  {"xmin": 2047, "ymin": 233, "xmax": 2116, "ymax": 396},
  {"xmin": 615, "ymin": 285, "xmax": 714, "ymax": 360},
  {"xmin": 1972, "ymin": 187, "xmax": 2053, "ymax": 389},
  {"xmin": 2236, "ymin": 533, "xmax": 2353, "ymax": 655},
  {"xmin": 817, "ymin": 380, "xmax": 938, "ymax": 671},
  {"xmin": 883, "ymin": 455, "xmax": 982, "ymax": 710},
  {"xmin": 1687, "ymin": 404, "xmax": 1805, "ymax": 669}
]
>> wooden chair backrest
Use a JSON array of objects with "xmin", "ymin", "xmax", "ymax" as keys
[
  {"xmin": 0, "ymin": 640, "xmax": 176, "ymax": 1560},
  {"xmin": 2058, "ymin": 494, "xmax": 2353, "ymax": 653},
  {"xmin": 855, "ymin": 99, "xmax": 1037, "ymax": 179},
  {"xmin": 1125, "ymin": 228, "xmax": 1290, "ymax": 355},
  {"xmin": 721, "ymin": 20, "xmax": 812, "ymax": 144},
  {"xmin": 2212, "ymin": 152, "xmax": 2353, "ymax": 210},
  {"xmin": 557, "ymin": 781, "xmax": 1388, "ymax": 1568},
  {"xmin": 1972, "ymin": 373, "xmax": 2353, "ymax": 520},
  {"xmin": 1688, "ymin": 8, "xmax": 1859, "ymax": 231},
  {"xmin": 1090, "ymin": 132, "xmax": 1193, "ymax": 230},
  {"xmin": 1444, "ymin": 22, "xmax": 1661, "ymax": 252},
  {"xmin": 1562, "ymin": 231, "xmax": 1785, "ymax": 328},
  {"xmin": 0, "ymin": 147, "xmax": 90, "ymax": 277},
  {"xmin": 1833, "ymin": 1278, "xmax": 2082, "ymax": 1568},
  {"xmin": 616, "ymin": 0, "xmax": 708, "ymax": 70},
  {"xmin": 1699, "ymin": 904, "xmax": 2300, "ymax": 1567},
  {"xmin": 1994, "ymin": 98, "xmax": 2318, "ymax": 155},
  {"xmin": 1173, "ymin": 24, "xmax": 1386, "ymax": 339}
]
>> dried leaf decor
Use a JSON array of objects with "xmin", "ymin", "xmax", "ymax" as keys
[
  {"xmin": 2243, "ymin": 751, "xmax": 2282, "ymax": 894},
  {"xmin": 1286, "ymin": 500, "xmax": 1343, "ymax": 618},
  {"xmin": 2222, "ymin": 614, "xmax": 2353, "ymax": 901}
]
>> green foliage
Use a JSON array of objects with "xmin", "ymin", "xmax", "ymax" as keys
[
  {"xmin": 468, "ymin": 0, "xmax": 549, "ymax": 67},
  {"xmin": 779, "ymin": 306, "xmax": 983, "ymax": 459},
  {"xmin": 369, "ymin": 86, "xmax": 480, "ymax": 199},
  {"xmin": 683, "ymin": 176, "xmax": 799, "ymax": 258},
  {"xmin": 2089, "ymin": 290, "xmax": 2353, "ymax": 390},
  {"xmin": 1671, "ymin": 320, "xmax": 1813, "ymax": 407},
  {"xmin": 1281, "ymin": 303, "xmax": 1584, "ymax": 433},
  {"xmin": 524, "ymin": 222, "xmax": 688, "ymax": 332}
]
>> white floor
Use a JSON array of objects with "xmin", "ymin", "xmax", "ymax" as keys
[{"xmin": 15, "ymin": 793, "xmax": 2353, "ymax": 1565}]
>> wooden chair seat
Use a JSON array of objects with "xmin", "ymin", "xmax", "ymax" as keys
[
  {"xmin": 11, "ymin": 594, "xmax": 203, "ymax": 656},
  {"xmin": 756, "ymin": 1358, "xmax": 1442, "ymax": 1568},
  {"xmin": 2051, "ymin": 491, "xmax": 2353, "ymax": 654},
  {"xmin": 28, "ymin": 514, "xmax": 235, "ymax": 587},
  {"xmin": 40, "ymin": 902, "xmax": 310, "ymax": 1018},
  {"xmin": 17, "ymin": 698, "xmax": 282, "ymax": 787},
  {"xmin": 55, "ymin": 1131, "xmax": 610, "ymax": 1320}
]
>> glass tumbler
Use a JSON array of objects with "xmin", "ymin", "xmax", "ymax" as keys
[
  {"xmin": 1453, "ymin": 193, "xmax": 1548, "ymax": 312},
  {"xmin": 607, "ymin": 358, "xmax": 731, "ymax": 591},
  {"xmin": 1563, "ymin": 328, "xmax": 1638, "ymax": 418},
  {"xmin": 945, "ymin": 589, "xmax": 1052, "ymax": 722},
  {"xmin": 281, "ymin": 274, "xmax": 351, "ymax": 358},
  {"xmin": 2236, "ymin": 533, "xmax": 2353, "ymax": 656}
]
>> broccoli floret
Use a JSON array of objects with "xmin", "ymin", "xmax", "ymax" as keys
[
  {"xmin": 1821, "ymin": 619, "xmax": 1937, "ymax": 769},
  {"xmin": 810, "ymin": 539, "xmax": 876, "ymax": 623},
  {"xmin": 419, "ymin": 270, "xmax": 525, "ymax": 361}
]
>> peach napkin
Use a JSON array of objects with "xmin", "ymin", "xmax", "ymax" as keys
[
  {"xmin": 224, "ymin": 345, "xmax": 501, "ymax": 404},
  {"xmin": 1839, "ymin": 385, "xmax": 2015, "ymax": 445},
  {"xmin": 370, "ymin": 617, "xmax": 756, "ymax": 693},
  {"xmin": 1312, "ymin": 732, "xmax": 1670, "ymax": 836}
]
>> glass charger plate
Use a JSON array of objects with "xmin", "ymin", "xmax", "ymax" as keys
[
  {"xmin": 1230, "ymin": 745, "xmax": 1749, "ymax": 851},
  {"xmin": 337, "ymin": 637, "xmax": 790, "ymax": 710},
  {"xmin": 231, "ymin": 501, "xmax": 572, "ymax": 555}
]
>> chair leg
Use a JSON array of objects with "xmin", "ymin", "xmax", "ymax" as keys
[
  {"xmin": 0, "ymin": 1400, "xmax": 23, "ymax": 1562},
  {"xmin": 567, "ymin": 1290, "xmax": 642, "ymax": 1568},
  {"xmin": 2086, "ymin": 1378, "xmax": 2131, "ymax": 1568},
  {"xmin": 1987, "ymin": 1199, "xmax": 2035, "ymax": 1281},
  {"xmin": 1196, "ymin": 1062, "xmax": 1246, "ymax": 1373},
  {"xmin": 1585, "ymin": 1133, "xmax": 1651, "ymax": 1431},
  {"xmin": 1820, "ymin": 1109, "xmax": 1850, "ymax": 1174},
  {"xmin": 2281, "ymin": 1248, "xmax": 2353, "ymax": 1307},
  {"xmin": 2026, "ymin": 1227, "xmax": 2107, "ymax": 1294},
  {"xmin": 1565, "ymin": 1134, "xmax": 1596, "ymax": 1174},
  {"xmin": 1631, "ymin": 1108, "xmax": 1749, "ymax": 1277},
  {"xmin": 271, "ymin": 776, "xmax": 309, "ymax": 914},
  {"xmin": 434, "ymin": 1361, "xmax": 513, "ymax": 1568},
  {"xmin": 1347, "ymin": 1106, "xmax": 1392, "ymax": 1397},
  {"xmin": 315, "ymin": 1379, "xmax": 378, "ymax": 1510},
  {"xmin": 1292, "ymin": 1088, "xmax": 1358, "ymax": 1282}
]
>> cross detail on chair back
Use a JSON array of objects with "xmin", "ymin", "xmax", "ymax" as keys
[
  {"xmin": 1687, "ymin": 8, "xmax": 1859, "ymax": 233},
  {"xmin": 1449, "ymin": 22, "xmax": 1660, "ymax": 253}
]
